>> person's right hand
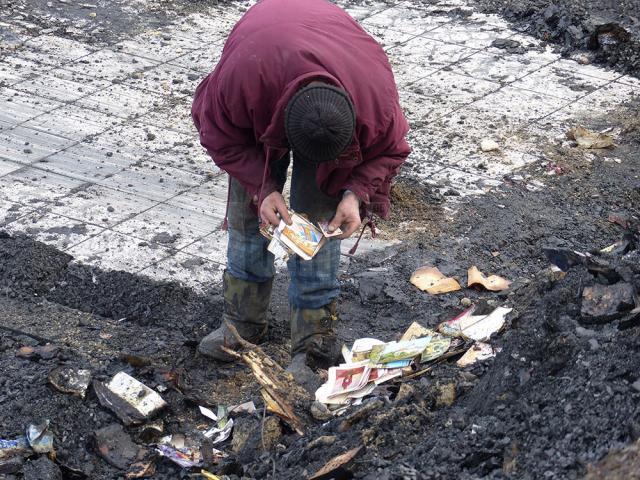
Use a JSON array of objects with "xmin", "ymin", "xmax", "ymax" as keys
[{"xmin": 259, "ymin": 191, "xmax": 292, "ymax": 227}]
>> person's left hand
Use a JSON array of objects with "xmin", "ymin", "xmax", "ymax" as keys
[{"xmin": 328, "ymin": 191, "xmax": 361, "ymax": 239}]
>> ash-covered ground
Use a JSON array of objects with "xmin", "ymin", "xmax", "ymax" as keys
[
  {"xmin": 1, "ymin": 99, "xmax": 639, "ymax": 479},
  {"xmin": 467, "ymin": 0, "xmax": 640, "ymax": 76}
]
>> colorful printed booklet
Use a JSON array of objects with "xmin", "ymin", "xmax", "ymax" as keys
[{"xmin": 262, "ymin": 212, "xmax": 342, "ymax": 261}]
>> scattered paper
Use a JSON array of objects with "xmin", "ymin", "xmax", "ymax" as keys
[
  {"xmin": 457, "ymin": 342, "xmax": 501, "ymax": 366},
  {"xmin": 567, "ymin": 126, "xmax": 615, "ymax": 149},
  {"xmin": 315, "ymin": 382, "xmax": 373, "ymax": 406},
  {"xmin": 318, "ymin": 221, "xmax": 343, "ymax": 238},
  {"xmin": 324, "ymin": 362, "xmax": 372, "ymax": 399},
  {"xmin": 480, "ymin": 138, "xmax": 500, "ymax": 152},
  {"xmin": 309, "ymin": 446, "xmax": 363, "ymax": 480},
  {"xmin": 369, "ymin": 337, "xmax": 433, "ymax": 364},
  {"xmin": 420, "ymin": 336, "xmax": 452, "ymax": 362},
  {"xmin": 204, "ymin": 419, "xmax": 233, "ymax": 444},
  {"xmin": 467, "ymin": 265, "xmax": 511, "ymax": 291},
  {"xmin": 199, "ymin": 405, "xmax": 233, "ymax": 444},
  {"xmin": 400, "ymin": 322, "xmax": 436, "ymax": 342},
  {"xmin": 341, "ymin": 344, "xmax": 353, "ymax": 364},
  {"xmin": 380, "ymin": 359, "xmax": 412, "ymax": 368},
  {"xmin": 350, "ymin": 338, "xmax": 385, "ymax": 362},
  {"xmin": 155, "ymin": 435, "xmax": 225, "ymax": 469},
  {"xmin": 26, "ymin": 421, "xmax": 54, "ymax": 454},
  {"xmin": 229, "ymin": 401, "xmax": 256, "ymax": 415},
  {"xmin": 410, "ymin": 266, "xmax": 461, "ymax": 294},
  {"xmin": 317, "ymin": 324, "xmax": 457, "ymax": 407},
  {"xmin": 266, "ymin": 236, "xmax": 291, "ymax": 260},
  {"xmin": 127, "ymin": 460, "xmax": 156, "ymax": 478},
  {"xmin": 156, "ymin": 444, "xmax": 202, "ymax": 468},
  {"xmin": 369, "ymin": 367, "xmax": 403, "ymax": 385},
  {"xmin": 0, "ymin": 437, "xmax": 30, "ymax": 461},
  {"xmin": 438, "ymin": 306, "xmax": 512, "ymax": 341},
  {"xmin": 199, "ymin": 406, "xmax": 218, "ymax": 421}
]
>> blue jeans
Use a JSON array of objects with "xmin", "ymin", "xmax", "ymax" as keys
[{"xmin": 226, "ymin": 153, "xmax": 341, "ymax": 309}]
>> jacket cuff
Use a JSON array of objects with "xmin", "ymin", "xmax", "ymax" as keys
[{"xmin": 342, "ymin": 183, "xmax": 371, "ymax": 206}]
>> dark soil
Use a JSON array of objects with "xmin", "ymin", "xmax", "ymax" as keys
[
  {"xmin": 2, "ymin": 95, "xmax": 640, "ymax": 479},
  {"xmin": 0, "ymin": 0, "xmax": 239, "ymax": 46},
  {"xmin": 467, "ymin": 0, "xmax": 640, "ymax": 77}
]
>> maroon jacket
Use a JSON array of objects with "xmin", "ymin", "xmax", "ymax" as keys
[{"xmin": 192, "ymin": 0, "xmax": 410, "ymax": 219}]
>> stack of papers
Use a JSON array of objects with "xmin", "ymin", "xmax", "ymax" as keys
[
  {"xmin": 315, "ymin": 326, "xmax": 452, "ymax": 406},
  {"xmin": 262, "ymin": 212, "xmax": 341, "ymax": 261},
  {"xmin": 315, "ymin": 306, "xmax": 512, "ymax": 409}
]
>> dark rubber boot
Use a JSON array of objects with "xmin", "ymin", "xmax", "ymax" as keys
[
  {"xmin": 198, "ymin": 270, "xmax": 273, "ymax": 361},
  {"xmin": 289, "ymin": 301, "xmax": 342, "ymax": 371},
  {"xmin": 286, "ymin": 353, "xmax": 324, "ymax": 394}
]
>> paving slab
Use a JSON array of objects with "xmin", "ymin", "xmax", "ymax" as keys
[
  {"xmin": 93, "ymin": 161, "xmax": 206, "ymax": 202},
  {"xmin": 0, "ymin": 198, "xmax": 35, "ymax": 226},
  {"xmin": 471, "ymin": 85, "xmax": 571, "ymax": 123},
  {"xmin": 511, "ymin": 64, "xmax": 611, "ymax": 101},
  {"xmin": 0, "ymin": 125, "xmax": 76, "ymax": 165},
  {"xmin": 75, "ymin": 83, "xmax": 166, "ymax": 119},
  {"xmin": 118, "ymin": 62, "xmax": 203, "ymax": 100},
  {"xmin": 388, "ymin": 36, "xmax": 478, "ymax": 86},
  {"xmin": 168, "ymin": 44, "xmax": 224, "ymax": 74},
  {"xmin": 21, "ymin": 34, "xmax": 97, "ymax": 65},
  {"xmin": 20, "ymin": 104, "xmax": 123, "ymax": 141},
  {"xmin": 3, "ymin": 211, "xmax": 106, "ymax": 251},
  {"xmin": 12, "ymin": 68, "xmax": 112, "ymax": 103},
  {"xmin": 0, "ymin": 167, "xmax": 88, "ymax": 207},
  {"xmin": 142, "ymin": 96, "xmax": 198, "ymax": 135},
  {"xmin": 114, "ymin": 31, "xmax": 203, "ymax": 63},
  {"xmin": 112, "ymin": 202, "xmax": 219, "ymax": 249},
  {"xmin": 450, "ymin": 49, "xmax": 556, "ymax": 83},
  {"xmin": 361, "ymin": 5, "xmax": 451, "ymax": 36},
  {"xmin": 181, "ymin": 232, "xmax": 228, "ymax": 264},
  {"xmin": 65, "ymin": 229, "xmax": 174, "ymax": 272},
  {"xmin": 36, "ymin": 143, "xmax": 139, "ymax": 184},
  {"xmin": 0, "ymin": 158, "xmax": 23, "ymax": 177},
  {"xmin": 0, "ymin": 87, "xmax": 63, "ymax": 125},
  {"xmin": 47, "ymin": 184, "xmax": 159, "ymax": 228},
  {"xmin": 0, "ymin": 54, "xmax": 50, "ymax": 86},
  {"xmin": 62, "ymin": 49, "xmax": 160, "ymax": 82},
  {"xmin": 422, "ymin": 18, "xmax": 515, "ymax": 49},
  {"xmin": 400, "ymin": 70, "xmax": 500, "ymax": 125},
  {"xmin": 138, "ymin": 251, "xmax": 225, "ymax": 290}
]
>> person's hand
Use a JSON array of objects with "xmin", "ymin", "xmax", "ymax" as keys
[
  {"xmin": 259, "ymin": 191, "xmax": 292, "ymax": 227},
  {"xmin": 328, "ymin": 191, "xmax": 361, "ymax": 239}
]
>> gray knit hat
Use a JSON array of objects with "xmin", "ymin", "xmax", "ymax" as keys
[{"xmin": 285, "ymin": 83, "xmax": 355, "ymax": 163}]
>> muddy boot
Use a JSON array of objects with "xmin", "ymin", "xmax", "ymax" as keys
[
  {"xmin": 198, "ymin": 271, "xmax": 273, "ymax": 361},
  {"xmin": 287, "ymin": 300, "xmax": 342, "ymax": 378},
  {"xmin": 286, "ymin": 353, "xmax": 323, "ymax": 394}
]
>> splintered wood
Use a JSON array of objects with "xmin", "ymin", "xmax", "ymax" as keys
[{"xmin": 221, "ymin": 323, "xmax": 312, "ymax": 435}]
